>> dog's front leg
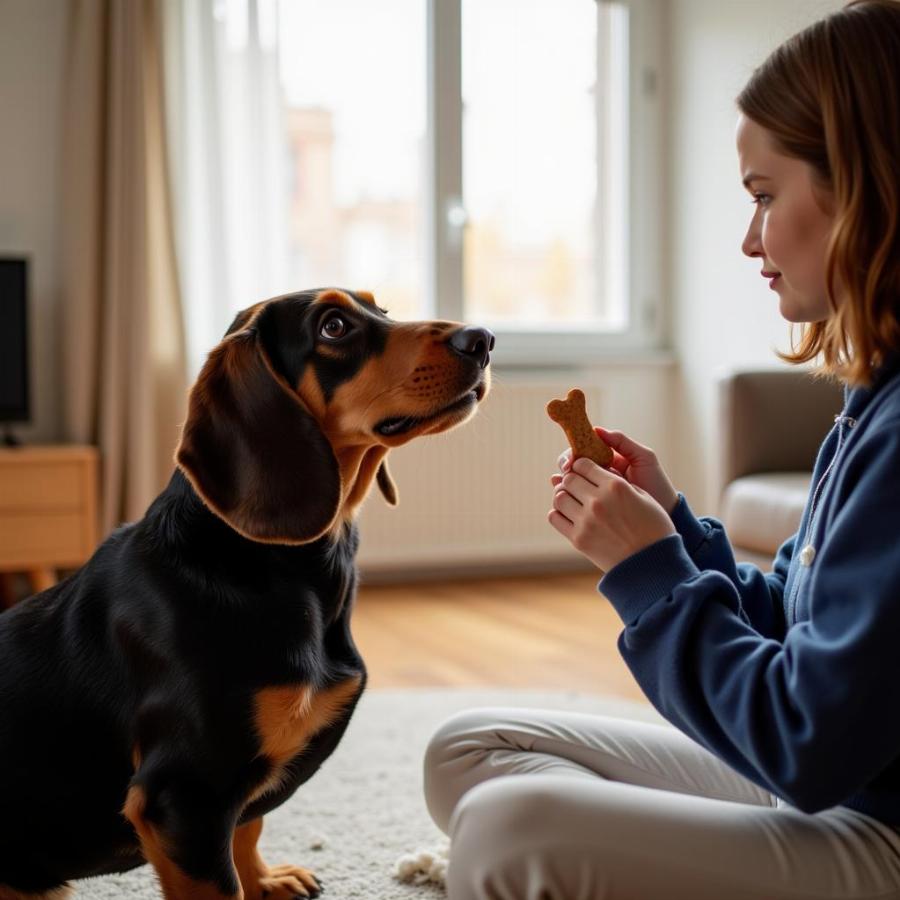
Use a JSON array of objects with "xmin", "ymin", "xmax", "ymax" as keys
[
  {"xmin": 123, "ymin": 782, "xmax": 242, "ymax": 900},
  {"xmin": 233, "ymin": 817, "xmax": 321, "ymax": 900}
]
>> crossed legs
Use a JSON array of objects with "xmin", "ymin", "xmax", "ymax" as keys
[{"xmin": 424, "ymin": 707, "xmax": 900, "ymax": 900}]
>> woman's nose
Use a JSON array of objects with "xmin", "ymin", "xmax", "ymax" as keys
[{"xmin": 742, "ymin": 219, "xmax": 762, "ymax": 258}]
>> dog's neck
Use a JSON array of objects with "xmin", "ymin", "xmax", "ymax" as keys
[
  {"xmin": 146, "ymin": 469, "xmax": 356, "ymax": 564},
  {"xmin": 141, "ymin": 471, "xmax": 358, "ymax": 624},
  {"xmin": 334, "ymin": 444, "xmax": 389, "ymax": 521}
]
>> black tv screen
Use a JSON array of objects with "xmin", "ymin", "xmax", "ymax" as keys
[{"xmin": 0, "ymin": 257, "xmax": 30, "ymax": 424}]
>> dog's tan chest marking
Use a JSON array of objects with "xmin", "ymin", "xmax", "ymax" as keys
[
  {"xmin": 255, "ymin": 675, "xmax": 362, "ymax": 764},
  {"xmin": 249, "ymin": 676, "xmax": 362, "ymax": 803}
]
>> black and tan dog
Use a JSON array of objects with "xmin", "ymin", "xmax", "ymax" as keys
[{"xmin": 0, "ymin": 289, "xmax": 492, "ymax": 900}]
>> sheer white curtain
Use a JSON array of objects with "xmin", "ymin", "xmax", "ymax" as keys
[{"xmin": 163, "ymin": 0, "xmax": 290, "ymax": 375}]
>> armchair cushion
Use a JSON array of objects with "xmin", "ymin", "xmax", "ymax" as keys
[{"xmin": 720, "ymin": 471, "xmax": 811, "ymax": 555}]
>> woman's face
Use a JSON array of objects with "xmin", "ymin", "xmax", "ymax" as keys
[{"xmin": 736, "ymin": 113, "xmax": 835, "ymax": 323}]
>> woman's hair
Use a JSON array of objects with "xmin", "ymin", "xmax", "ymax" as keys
[{"xmin": 736, "ymin": 0, "xmax": 900, "ymax": 386}]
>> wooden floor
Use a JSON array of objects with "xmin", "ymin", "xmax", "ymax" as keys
[{"xmin": 352, "ymin": 571, "xmax": 649, "ymax": 704}]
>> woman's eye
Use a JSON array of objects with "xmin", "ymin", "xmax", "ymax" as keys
[
  {"xmin": 751, "ymin": 193, "xmax": 771, "ymax": 207},
  {"xmin": 321, "ymin": 315, "xmax": 349, "ymax": 340}
]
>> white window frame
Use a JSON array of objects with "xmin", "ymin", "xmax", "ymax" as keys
[{"xmin": 426, "ymin": 0, "xmax": 665, "ymax": 366}]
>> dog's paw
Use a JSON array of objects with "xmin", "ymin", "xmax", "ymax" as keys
[{"xmin": 260, "ymin": 863, "xmax": 322, "ymax": 899}]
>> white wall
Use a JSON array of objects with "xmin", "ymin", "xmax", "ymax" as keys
[
  {"xmin": 0, "ymin": 0, "xmax": 67, "ymax": 443},
  {"xmin": 666, "ymin": 0, "xmax": 841, "ymax": 513}
]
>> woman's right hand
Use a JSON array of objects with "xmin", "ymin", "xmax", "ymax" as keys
[{"xmin": 555, "ymin": 427, "xmax": 680, "ymax": 516}]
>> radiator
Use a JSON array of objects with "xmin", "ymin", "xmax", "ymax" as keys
[{"xmin": 355, "ymin": 368, "xmax": 673, "ymax": 577}]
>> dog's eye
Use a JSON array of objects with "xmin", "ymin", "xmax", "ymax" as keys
[{"xmin": 320, "ymin": 314, "xmax": 349, "ymax": 340}]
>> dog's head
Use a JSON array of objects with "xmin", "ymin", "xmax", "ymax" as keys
[{"xmin": 175, "ymin": 288, "xmax": 493, "ymax": 545}]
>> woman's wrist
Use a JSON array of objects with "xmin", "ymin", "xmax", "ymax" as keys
[{"xmin": 663, "ymin": 487, "xmax": 680, "ymax": 516}]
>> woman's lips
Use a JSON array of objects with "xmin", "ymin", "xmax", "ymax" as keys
[{"xmin": 762, "ymin": 270, "xmax": 781, "ymax": 289}]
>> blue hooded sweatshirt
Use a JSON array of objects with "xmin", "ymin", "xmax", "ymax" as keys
[{"xmin": 599, "ymin": 358, "xmax": 900, "ymax": 824}]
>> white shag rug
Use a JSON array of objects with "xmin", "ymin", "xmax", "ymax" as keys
[{"xmin": 74, "ymin": 688, "xmax": 661, "ymax": 899}]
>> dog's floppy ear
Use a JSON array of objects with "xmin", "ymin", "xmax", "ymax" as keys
[
  {"xmin": 376, "ymin": 460, "xmax": 398, "ymax": 506},
  {"xmin": 176, "ymin": 322, "xmax": 341, "ymax": 544}
]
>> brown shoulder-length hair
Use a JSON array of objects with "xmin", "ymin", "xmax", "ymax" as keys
[{"xmin": 737, "ymin": 0, "xmax": 900, "ymax": 386}]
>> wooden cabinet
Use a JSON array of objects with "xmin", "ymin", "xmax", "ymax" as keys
[{"xmin": 0, "ymin": 445, "xmax": 99, "ymax": 603}]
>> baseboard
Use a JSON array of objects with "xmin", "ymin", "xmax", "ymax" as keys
[{"xmin": 358, "ymin": 555, "xmax": 600, "ymax": 586}]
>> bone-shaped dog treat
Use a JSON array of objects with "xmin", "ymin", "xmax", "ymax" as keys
[{"xmin": 546, "ymin": 388, "xmax": 614, "ymax": 468}]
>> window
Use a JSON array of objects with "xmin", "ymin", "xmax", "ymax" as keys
[
  {"xmin": 462, "ymin": 0, "xmax": 618, "ymax": 330},
  {"xmin": 168, "ymin": 0, "xmax": 663, "ymax": 371},
  {"xmin": 278, "ymin": 0, "xmax": 427, "ymax": 322},
  {"xmin": 430, "ymin": 0, "xmax": 663, "ymax": 363}
]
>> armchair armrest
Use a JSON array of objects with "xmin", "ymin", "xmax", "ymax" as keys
[{"xmin": 716, "ymin": 369, "xmax": 842, "ymax": 565}]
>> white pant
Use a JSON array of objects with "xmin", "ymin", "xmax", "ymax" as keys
[{"xmin": 423, "ymin": 707, "xmax": 900, "ymax": 899}]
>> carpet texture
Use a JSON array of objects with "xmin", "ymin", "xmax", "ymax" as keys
[{"xmin": 74, "ymin": 688, "xmax": 661, "ymax": 899}]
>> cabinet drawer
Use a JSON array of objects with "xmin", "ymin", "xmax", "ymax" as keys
[
  {"xmin": 0, "ymin": 512, "xmax": 90, "ymax": 567},
  {"xmin": 0, "ymin": 462, "xmax": 84, "ymax": 511}
]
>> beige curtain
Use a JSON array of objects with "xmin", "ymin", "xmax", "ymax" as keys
[{"xmin": 61, "ymin": 0, "xmax": 187, "ymax": 535}]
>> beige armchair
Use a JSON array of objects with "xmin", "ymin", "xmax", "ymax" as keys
[{"xmin": 717, "ymin": 369, "xmax": 843, "ymax": 570}]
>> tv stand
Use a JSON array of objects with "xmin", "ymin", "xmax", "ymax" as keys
[{"xmin": 0, "ymin": 444, "xmax": 99, "ymax": 607}]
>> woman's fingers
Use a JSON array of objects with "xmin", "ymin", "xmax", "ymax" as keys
[
  {"xmin": 553, "ymin": 489, "xmax": 582, "ymax": 522},
  {"xmin": 571, "ymin": 456, "xmax": 618, "ymax": 488},
  {"xmin": 595, "ymin": 426, "xmax": 653, "ymax": 463},
  {"xmin": 609, "ymin": 450, "xmax": 630, "ymax": 477},
  {"xmin": 559, "ymin": 471, "xmax": 597, "ymax": 503},
  {"xmin": 548, "ymin": 508, "xmax": 574, "ymax": 537}
]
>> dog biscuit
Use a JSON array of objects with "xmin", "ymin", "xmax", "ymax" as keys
[{"xmin": 546, "ymin": 388, "xmax": 613, "ymax": 468}]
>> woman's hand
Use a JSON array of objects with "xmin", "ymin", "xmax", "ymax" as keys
[
  {"xmin": 549, "ymin": 458, "xmax": 676, "ymax": 572},
  {"xmin": 556, "ymin": 427, "xmax": 679, "ymax": 515}
]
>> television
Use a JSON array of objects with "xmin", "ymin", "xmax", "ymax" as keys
[{"xmin": 0, "ymin": 257, "xmax": 30, "ymax": 444}]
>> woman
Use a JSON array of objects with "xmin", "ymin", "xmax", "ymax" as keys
[{"xmin": 424, "ymin": 2, "xmax": 900, "ymax": 897}]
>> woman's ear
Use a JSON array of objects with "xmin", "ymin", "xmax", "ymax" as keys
[
  {"xmin": 175, "ymin": 325, "xmax": 341, "ymax": 544},
  {"xmin": 377, "ymin": 459, "xmax": 398, "ymax": 506}
]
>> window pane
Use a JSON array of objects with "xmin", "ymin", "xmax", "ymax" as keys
[
  {"xmin": 462, "ymin": 0, "xmax": 624, "ymax": 330},
  {"xmin": 278, "ymin": 0, "xmax": 426, "ymax": 319}
]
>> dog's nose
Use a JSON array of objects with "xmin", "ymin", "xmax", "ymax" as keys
[{"xmin": 449, "ymin": 326, "xmax": 495, "ymax": 369}]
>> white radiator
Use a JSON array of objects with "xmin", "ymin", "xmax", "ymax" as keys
[{"xmin": 355, "ymin": 365, "xmax": 674, "ymax": 578}]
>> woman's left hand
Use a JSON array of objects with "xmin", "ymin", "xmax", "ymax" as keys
[{"xmin": 549, "ymin": 457, "xmax": 676, "ymax": 572}]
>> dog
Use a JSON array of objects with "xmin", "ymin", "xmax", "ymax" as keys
[{"xmin": 0, "ymin": 288, "xmax": 493, "ymax": 900}]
